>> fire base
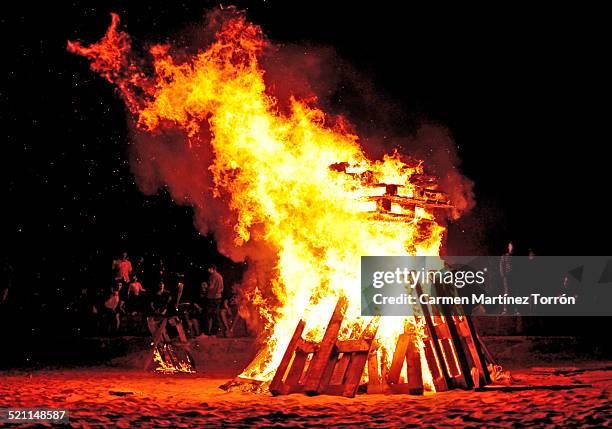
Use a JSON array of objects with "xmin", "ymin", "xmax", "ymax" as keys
[{"xmin": 268, "ymin": 293, "xmax": 493, "ymax": 397}]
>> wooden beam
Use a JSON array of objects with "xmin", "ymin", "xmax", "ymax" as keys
[
  {"xmin": 336, "ymin": 339, "xmax": 371, "ymax": 353},
  {"xmin": 297, "ymin": 340, "xmax": 318, "ymax": 354},
  {"xmin": 367, "ymin": 350, "xmax": 384, "ymax": 394},
  {"xmin": 416, "ymin": 283, "xmax": 453, "ymax": 390},
  {"xmin": 270, "ymin": 319, "xmax": 306, "ymax": 396},
  {"xmin": 342, "ymin": 352, "xmax": 369, "ymax": 398},
  {"xmin": 441, "ymin": 313, "xmax": 474, "ymax": 389},
  {"xmin": 341, "ymin": 318, "xmax": 379, "ymax": 397},
  {"xmin": 404, "ymin": 340, "xmax": 424, "ymax": 395},
  {"xmin": 282, "ymin": 350, "xmax": 309, "ymax": 394},
  {"xmin": 464, "ymin": 316, "xmax": 492, "ymax": 384},
  {"xmin": 304, "ymin": 296, "xmax": 348, "ymax": 395},
  {"xmin": 388, "ymin": 333, "xmax": 410, "ymax": 384},
  {"xmin": 144, "ymin": 317, "xmax": 168, "ymax": 371}
]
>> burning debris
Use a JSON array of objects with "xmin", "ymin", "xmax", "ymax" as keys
[
  {"xmin": 68, "ymin": 7, "xmax": 484, "ymax": 396},
  {"xmin": 151, "ymin": 344, "xmax": 195, "ymax": 375},
  {"xmin": 146, "ymin": 316, "xmax": 196, "ymax": 374}
]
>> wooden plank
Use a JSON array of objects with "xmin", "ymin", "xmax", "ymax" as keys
[
  {"xmin": 322, "ymin": 385, "xmax": 345, "ymax": 396},
  {"xmin": 144, "ymin": 318, "xmax": 168, "ymax": 371},
  {"xmin": 172, "ymin": 317, "xmax": 188, "ymax": 344},
  {"xmin": 388, "ymin": 333, "xmax": 410, "ymax": 383},
  {"xmin": 441, "ymin": 313, "xmax": 473, "ymax": 389},
  {"xmin": 342, "ymin": 352, "xmax": 370, "ymax": 397},
  {"xmin": 297, "ymin": 340, "xmax": 318, "ymax": 354},
  {"xmin": 416, "ymin": 284, "xmax": 453, "ymax": 389},
  {"xmin": 329, "ymin": 353, "xmax": 351, "ymax": 385},
  {"xmin": 270, "ymin": 319, "xmax": 306, "ymax": 395},
  {"xmin": 336, "ymin": 339, "xmax": 371, "ymax": 353},
  {"xmin": 440, "ymin": 338, "xmax": 459, "ymax": 377},
  {"xmin": 283, "ymin": 350, "xmax": 309, "ymax": 394},
  {"xmin": 367, "ymin": 350, "xmax": 384, "ymax": 394},
  {"xmin": 317, "ymin": 352, "xmax": 340, "ymax": 395},
  {"xmin": 457, "ymin": 318, "xmax": 488, "ymax": 387},
  {"xmin": 389, "ymin": 384, "xmax": 414, "ymax": 394},
  {"xmin": 465, "ymin": 316, "xmax": 493, "ymax": 384},
  {"xmin": 405, "ymin": 340, "xmax": 424, "ymax": 395},
  {"xmin": 304, "ymin": 296, "xmax": 348, "ymax": 395},
  {"xmin": 343, "ymin": 318, "xmax": 379, "ymax": 397},
  {"xmin": 478, "ymin": 334, "xmax": 497, "ymax": 366},
  {"xmin": 423, "ymin": 341, "xmax": 448, "ymax": 392}
]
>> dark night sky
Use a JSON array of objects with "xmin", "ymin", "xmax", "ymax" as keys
[{"xmin": 3, "ymin": 1, "xmax": 611, "ymax": 294}]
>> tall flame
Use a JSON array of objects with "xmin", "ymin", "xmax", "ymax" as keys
[{"xmin": 69, "ymin": 9, "xmax": 450, "ymax": 385}]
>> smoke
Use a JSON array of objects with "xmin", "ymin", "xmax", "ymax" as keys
[{"xmin": 404, "ymin": 124, "xmax": 476, "ymax": 218}]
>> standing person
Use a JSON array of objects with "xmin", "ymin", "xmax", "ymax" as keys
[
  {"xmin": 195, "ymin": 281, "xmax": 208, "ymax": 336},
  {"xmin": 0, "ymin": 286, "xmax": 9, "ymax": 307},
  {"xmin": 103, "ymin": 284, "xmax": 121, "ymax": 335},
  {"xmin": 128, "ymin": 276, "xmax": 146, "ymax": 298},
  {"xmin": 127, "ymin": 276, "xmax": 146, "ymax": 314},
  {"xmin": 220, "ymin": 283, "xmax": 240, "ymax": 338},
  {"xmin": 205, "ymin": 265, "xmax": 224, "ymax": 336},
  {"xmin": 499, "ymin": 241, "xmax": 515, "ymax": 315},
  {"xmin": 524, "ymin": 248, "xmax": 539, "ymax": 315},
  {"xmin": 118, "ymin": 252, "xmax": 133, "ymax": 289},
  {"xmin": 150, "ymin": 281, "xmax": 172, "ymax": 316}
]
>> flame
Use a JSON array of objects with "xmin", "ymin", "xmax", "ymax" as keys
[
  {"xmin": 152, "ymin": 344, "xmax": 195, "ymax": 374},
  {"xmin": 69, "ymin": 10, "xmax": 451, "ymax": 388}
]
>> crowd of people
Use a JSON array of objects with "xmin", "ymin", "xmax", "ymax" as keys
[{"xmin": 89, "ymin": 252, "xmax": 246, "ymax": 338}]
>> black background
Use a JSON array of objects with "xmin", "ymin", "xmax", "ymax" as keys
[{"xmin": 3, "ymin": 1, "xmax": 611, "ymax": 297}]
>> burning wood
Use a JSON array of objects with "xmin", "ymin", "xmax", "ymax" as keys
[
  {"xmin": 262, "ymin": 291, "xmax": 492, "ymax": 397},
  {"xmin": 146, "ymin": 316, "xmax": 196, "ymax": 374}
]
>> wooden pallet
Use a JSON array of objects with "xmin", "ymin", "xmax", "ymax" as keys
[
  {"xmin": 385, "ymin": 331, "xmax": 424, "ymax": 394},
  {"xmin": 270, "ymin": 296, "xmax": 379, "ymax": 398},
  {"xmin": 416, "ymin": 283, "xmax": 491, "ymax": 389},
  {"xmin": 270, "ymin": 286, "xmax": 492, "ymax": 396},
  {"xmin": 144, "ymin": 315, "xmax": 192, "ymax": 371}
]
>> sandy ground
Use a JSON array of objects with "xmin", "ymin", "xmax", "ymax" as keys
[{"xmin": 0, "ymin": 364, "xmax": 610, "ymax": 428}]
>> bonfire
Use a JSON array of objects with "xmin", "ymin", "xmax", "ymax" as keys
[{"xmin": 68, "ymin": 7, "xmax": 492, "ymax": 396}]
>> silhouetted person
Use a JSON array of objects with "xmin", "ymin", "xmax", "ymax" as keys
[
  {"xmin": 0, "ymin": 286, "xmax": 10, "ymax": 324},
  {"xmin": 127, "ymin": 276, "xmax": 146, "ymax": 314},
  {"xmin": 103, "ymin": 284, "xmax": 121, "ymax": 335},
  {"xmin": 150, "ymin": 281, "xmax": 172, "ymax": 316},
  {"xmin": 1, "ymin": 287, "xmax": 8, "ymax": 306},
  {"xmin": 118, "ymin": 252, "xmax": 132, "ymax": 287},
  {"xmin": 220, "ymin": 283, "xmax": 240, "ymax": 337},
  {"xmin": 195, "ymin": 281, "xmax": 208, "ymax": 334},
  {"xmin": 499, "ymin": 241, "xmax": 516, "ymax": 315},
  {"xmin": 205, "ymin": 265, "xmax": 224, "ymax": 336},
  {"xmin": 128, "ymin": 276, "xmax": 146, "ymax": 297}
]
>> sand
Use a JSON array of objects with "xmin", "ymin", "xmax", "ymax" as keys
[{"xmin": 0, "ymin": 363, "xmax": 610, "ymax": 428}]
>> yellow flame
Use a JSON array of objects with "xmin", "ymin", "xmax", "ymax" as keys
[{"xmin": 152, "ymin": 345, "xmax": 195, "ymax": 374}]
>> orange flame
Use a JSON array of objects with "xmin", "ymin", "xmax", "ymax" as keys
[
  {"xmin": 152, "ymin": 344, "xmax": 195, "ymax": 374},
  {"xmin": 69, "ymin": 9, "xmax": 451, "ymax": 387}
]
